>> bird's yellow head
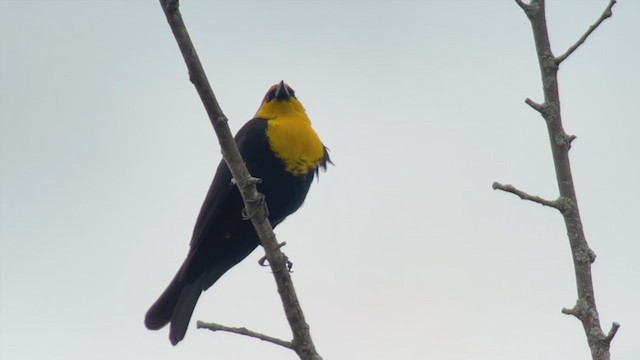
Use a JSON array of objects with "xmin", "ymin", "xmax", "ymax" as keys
[{"xmin": 255, "ymin": 81, "xmax": 307, "ymax": 120}]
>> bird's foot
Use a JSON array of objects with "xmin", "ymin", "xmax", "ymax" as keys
[
  {"xmin": 241, "ymin": 193, "xmax": 269, "ymax": 220},
  {"xmin": 231, "ymin": 176, "xmax": 262, "ymax": 186},
  {"xmin": 258, "ymin": 242, "xmax": 293, "ymax": 272}
]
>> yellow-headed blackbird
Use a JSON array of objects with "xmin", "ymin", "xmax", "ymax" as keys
[{"xmin": 144, "ymin": 81, "xmax": 330, "ymax": 345}]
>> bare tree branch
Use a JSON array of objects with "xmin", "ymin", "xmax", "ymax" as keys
[
  {"xmin": 196, "ymin": 321, "xmax": 294, "ymax": 350},
  {"xmin": 605, "ymin": 322, "xmax": 621, "ymax": 343},
  {"xmin": 561, "ymin": 298, "xmax": 588, "ymax": 318},
  {"xmin": 514, "ymin": 0, "xmax": 530, "ymax": 12},
  {"xmin": 158, "ymin": 1, "xmax": 321, "ymax": 359},
  {"xmin": 506, "ymin": 1, "xmax": 619, "ymax": 358},
  {"xmin": 492, "ymin": 182, "xmax": 561, "ymax": 210},
  {"xmin": 524, "ymin": 98, "xmax": 546, "ymax": 115},
  {"xmin": 555, "ymin": 0, "xmax": 617, "ymax": 65}
]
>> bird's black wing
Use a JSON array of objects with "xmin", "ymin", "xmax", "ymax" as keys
[{"xmin": 183, "ymin": 118, "xmax": 269, "ymax": 280}]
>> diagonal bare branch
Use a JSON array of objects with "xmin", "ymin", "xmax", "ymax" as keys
[
  {"xmin": 197, "ymin": 321, "xmax": 294, "ymax": 350},
  {"xmin": 555, "ymin": 0, "xmax": 617, "ymax": 65},
  {"xmin": 492, "ymin": 182, "xmax": 561, "ymax": 210},
  {"xmin": 158, "ymin": 1, "xmax": 321, "ymax": 359}
]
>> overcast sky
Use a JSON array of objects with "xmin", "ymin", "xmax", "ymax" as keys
[{"xmin": 1, "ymin": 1, "xmax": 639, "ymax": 359}]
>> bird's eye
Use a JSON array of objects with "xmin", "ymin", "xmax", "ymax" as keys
[{"xmin": 264, "ymin": 87, "xmax": 277, "ymax": 102}]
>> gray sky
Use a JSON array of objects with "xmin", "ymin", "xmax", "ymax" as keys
[{"xmin": 1, "ymin": 1, "xmax": 639, "ymax": 359}]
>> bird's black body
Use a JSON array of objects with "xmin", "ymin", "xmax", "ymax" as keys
[
  {"xmin": 186, "ymin": 117, "xmax": 318, "ymax": 286},
  {"xmin": 145, "ymin": 82, "xmax": 329, "ymax": 345}
]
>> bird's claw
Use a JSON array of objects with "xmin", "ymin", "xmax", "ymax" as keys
[
  {"xmin": 257, "ymin": 242, "xmax": 292, "ymax": 272},
  {"xmin": 258, "ymin": 255, "xmax": 268, "ymax": 267},
  {"xmin": 231, "ymin": 176, "xmax": 261, "ymax": 187},
  {"xmin": 241, "ymin": 193, "xmax": 268, "ymax": 220}
]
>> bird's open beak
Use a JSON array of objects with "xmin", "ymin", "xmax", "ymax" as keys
[{"xmin": 275, "ymin": 80, "xmax": 291, "ymax": 101}]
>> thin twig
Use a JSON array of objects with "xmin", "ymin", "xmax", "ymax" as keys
[
  {"xmin": 197, "ymin": 321, "xmax": 294, "ymax": 350},
  {"xmin": 605, "ymin": 322, "xmax": 620, "ymax": 343},
  {"xmin": 562, "ymin": 307, "xmax": 577, "ymax": 316},
  {"xmin": 525, "ymin": 98, "xmax": 546, "ymax": 115},
  {"xmin": 515, "ymin": 0, "xmax": 530, "ymax": 12},
  {"xmin": 555, "ymin": 0, "xmax": 617, "ymax": 65},
  {"xmin": 561, "ymin": 298, "xmax": 587, "ymax": 319},
  {"xmin": 492, "ymin": 182, "xmax": 561, "ymax": 210}
]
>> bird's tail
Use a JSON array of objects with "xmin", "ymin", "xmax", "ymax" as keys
[
  {"xmin": 144, "ymin": 268, "xmax": 202, "ymax": 345},
  {"xmin": 144, "ymin": 235, "xmax": 259, "ymax": 345}
]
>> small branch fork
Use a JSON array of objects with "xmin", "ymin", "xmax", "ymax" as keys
[
  {"xmin": 516, "ymin": 0, "xmax": 616, "ymax": 65},
  {"xmin": 495, "ymin": 1, "xmax": 619, "ymax": 359},
  {"xmin": 158, "ymin": 1, "xmax": 321, "ymax": 359},
  {"xmin": 555, "ymin": 0, "xmax": 617, "ymax": 65},
  {"xmin": 561, "ymin": 301, "xmax": 620, "ymax": 349}
]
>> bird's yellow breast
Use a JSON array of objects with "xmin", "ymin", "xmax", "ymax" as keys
[{"xmin": 257, "ymin": 98, "xmax": 325, "ymax": 176}]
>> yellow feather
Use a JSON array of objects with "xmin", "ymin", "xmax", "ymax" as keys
[{"xmin": 256, "ymin": 97, "xmax": 325, "ymax": 176}]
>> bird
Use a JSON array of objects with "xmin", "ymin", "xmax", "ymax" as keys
[{"xmin": 144, "ymin": 81, "xmax": 330, "ymax": 345}]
